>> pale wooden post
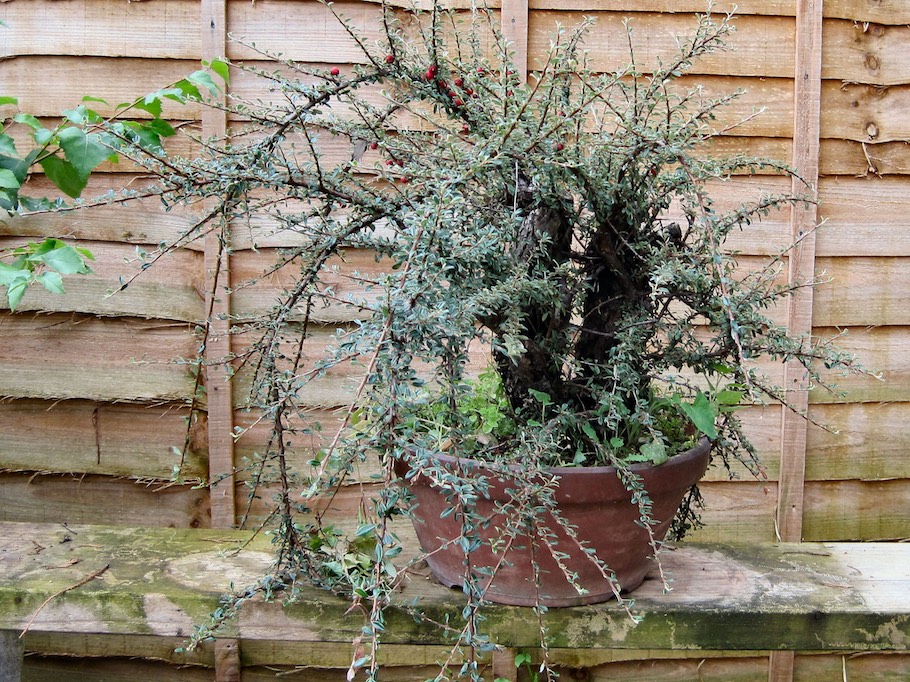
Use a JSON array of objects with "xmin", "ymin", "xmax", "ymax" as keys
[
  {"xmin": 771, "ymin": 0, "xmax": 824, "ymax": 680},
  {"xmin": 501, "ymin": 0, "xmax": 529, "ymax": 81}
]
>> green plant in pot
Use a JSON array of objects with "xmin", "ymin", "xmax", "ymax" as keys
[{"xmin": 5, "ymin": 1, "xmax": 864, "ymax": 676}]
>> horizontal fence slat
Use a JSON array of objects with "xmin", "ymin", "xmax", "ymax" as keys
[
  {"xmin": 810, "ymin": 326, "xmax": 910, "ymax": 405},
  {"xmin": 804, "ymin": 479, "xmax": 910, "ymax": 540},
  {"xmin": 807, "ymin": 403, "xmax": 910, "ymax": 482},
  {"xmin": 0, "ymin": 473, "xmax": 210, "ymax": 528},
  {"xmin": 0, "ymin": 0, "xmax": 200, "ymax": 59},
  {"xmin": 0, "ymin": 313, "xmax": 198, "ymax": 402},
  {"xmin": 813, "ymin": 257, "xmax": 910, "ymax": 327},
  {"xmin": 0, "ymin": 238, "xmax": 204, "ymax": 321},
  {"xmin": 0, "ymin": 399, "xmax": 207, "ymax": 479}
]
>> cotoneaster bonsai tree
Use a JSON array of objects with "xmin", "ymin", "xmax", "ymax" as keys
[{"xmin": 3, "ymin": 2, "xmax": 865, "ymax": 678}]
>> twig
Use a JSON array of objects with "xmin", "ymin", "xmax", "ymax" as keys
[{"xmin": 19, "ymin": 563, "xmax": 110, "ymax": 639}]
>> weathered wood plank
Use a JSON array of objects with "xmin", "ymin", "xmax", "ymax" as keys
[
  {"xmin": 0, "ymin": 312, "xmax": 198, "ymax": 403},
  {"xmin": 529, "ymin": 12, "xmax": 796, "ymax": 78},
  {"xmin": 806, "ymin": 402, "xmax": 910, "ymax": 481},
  {"xmin": 0, "ymin": 238, "xmax": 204, "ymax": 321},
  {"xmin": 816, "ymin": 176, "xmax": 910, "ymax": 257},
  {"xmin": 823, "ymin": 19, "xmax": 910, "ymax": 87},
  {"xmin": 821, "ymin": 81, "xmax": 910, "ymax": 144},
  {"xmin": 226, "ymin": 0, "xmax": 387, "ymax": 63},
  {"xmin": 22, "ymin": 656, "xmax": 214, "ymax": 682},
  {"xmin": 819, "ymin": 139, "xmax": 910, "ymax": 177},
  {"xmin": 1, "ymin": 522, "xmax": 908, "ymax": 651},
  {"xmin": 1, "ymin": 56, "xmax": 204, "ymax": 119},
  {"xmin": 0, "ymin": 0, "xmax": 200, "ymax": 59},
  {"xmin": 813, "ymin": 257, "xmax": 910, "ymax": 327},
  {"xmin": 804, "ymin": 480, "xmax": 910, "ymax": 541},
  {"xmin": 0, "ymin": 180, "xmax": 203, "ymax": 249},
  {"xmin": 0, "ymin": 475, "xmax": 210, "ymax": 527},
  {"xmin": 0, "ymin": 399, "xmax": 207, "ymax": 479},
  {"xmin": 810, "ymin": 326, "xmax": 909, "ymax": 404},
  {"xmin": 366, "ymin": 0, "xmax": 910, "ymax": 24}
]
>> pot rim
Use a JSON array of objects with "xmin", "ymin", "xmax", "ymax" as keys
[{"xmin": 406, "ymin": 436, "xmax": 712, "ymax": 478}]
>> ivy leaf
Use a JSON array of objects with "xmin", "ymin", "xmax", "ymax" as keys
[
  {"xmin": 57, "ymin": 127, "xmax": 114, "ymax": 178},
  {"xmin": 679, "ymin": 392, "xmax": 718, "ymax": 440},
  {"xmin": 0, "ymin": 96, "xmax": 19, "ymax": 107},
  {"xmin": 38, "ymin": 155, "xmax": 88, "ymax": 198}
]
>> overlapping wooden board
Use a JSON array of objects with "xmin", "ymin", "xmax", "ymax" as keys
[
  {"xmin": 0, "ymin": 312, "xmax": 199, "ymax": 403},
  {"xmin": 0, "ymin": 474, "xmax": 210, "ymax": 527},
  {"xmin": 0, "ymin": 399, "xmax": 206, "ymax": 479}
]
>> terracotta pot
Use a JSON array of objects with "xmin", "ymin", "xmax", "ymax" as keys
[{"xmin": 398, "ymin": 439, "xmax": 711, "ymax": 606}]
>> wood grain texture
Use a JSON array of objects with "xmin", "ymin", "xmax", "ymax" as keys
[
  {"xmin": 776, "ymin": 0, "xmax": 823, "ymax": 551},
  {"xmin": 806, "ymin": 403, "xmax": 910, "ymax": 481},
  {"xmin": 0, "ymin": 399, "xmax": 207, "ymax": 479},
  {"xmin": 0, "ymin": 238, "xmax": 204, "ymax": 321},
  {"xmin": 528, "ymin": 13, "xmax": 797, "ymax": 78},
  {"xmin": 2, "ymin": 522, "xmax": 908, "ymax": 651},
  {"xmin": 816, "ymin": 176, "xmax": 910, "ymax": 256},
  {"xmin": 0, "ymin": 312, "xmax": 198, "ymax": 402},
  {"xmin": 0, "ymin": 475, "xmax": 210, "ymax": 527},
  {"xmin": 803, "ymin": 479, "xmax": 910, "ymax": 541},
  {"xmin": 0, "ymin": 0, "xmax": 201, "ymax": 59},
  {"xmin": 810, "ymin": 326, "xmax": 910, "ymax": 405}
]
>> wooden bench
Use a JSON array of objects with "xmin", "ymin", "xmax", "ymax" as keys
[{"xmin": 1, "ymin": 521, "xmax": 908, "ymax": 680}]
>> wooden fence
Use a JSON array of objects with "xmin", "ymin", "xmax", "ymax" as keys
[{"xmin": 1, "ymin": 0, "xmax": 909, "ymax": 679}]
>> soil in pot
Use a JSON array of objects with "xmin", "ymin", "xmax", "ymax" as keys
[{"xmin": 397, "ymin": 439, "xmax": 711, "ymax": 606}]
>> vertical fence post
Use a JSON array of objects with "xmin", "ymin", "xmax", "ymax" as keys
[
  {"xmin": 501, "ymin": 0, "xmax": 529, "ymax": 80},
  {"xmin": 201, "ymin": 0, "xmax": 235, "ymax": 533},
  {"xmin": 202, "ymin": 0, "xmax": 241, "ymax": 678},
  {"xmin": 771, "ymin": 1, "xmax": 824, "ymax": 680}
]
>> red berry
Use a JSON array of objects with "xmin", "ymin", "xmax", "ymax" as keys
[
  {"xmin": 385, "ymin": 54, "xmax": 395, "ymax": 64},
  {"xmin": 461, "ymin": 124, "xmax": 470, "ymax": 134},
  {"xmin": 425, "ymin": 64, "xmax": 438, "ymax": 81},
  {"xmin": 454, "ymin": 99, "xmax": 464, "ymax": 106},
  {"xmin": 476, "ymin": 67, "xmax": 485, "ymax": 75},
  {"xmin": 464, "ymin": 88, "xmax": 474, "ymax": 96},
  {"xmin": 330, "ymin": 67, "xmax": 341, "ymax": 76},
  {"xmin": 386, "ymin": 159, "xmax": 395, "ymax": 166},
  {"xmin": 454, "ymin": 78, "xmax": 464, "ymax": 88},
  {"xmin": 447, "ymin": 89, "xmax": 456, "ymax": 98},
  {"xmin": 556, "ymin": 142, "xmax": 565, "ymax": 151},
  {"xmin": 370, "ymin": 142, "xmax": 379, "ymax": 150}
]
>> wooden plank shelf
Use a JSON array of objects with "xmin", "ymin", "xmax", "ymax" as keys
[{"xmin": 1, "ymin": 521, "xmax": 908, "ymax": 678}]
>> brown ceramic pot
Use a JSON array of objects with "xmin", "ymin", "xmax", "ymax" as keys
[{"xmin": 398, "ymin": 438, "xmax": 711, "ymax": 606}]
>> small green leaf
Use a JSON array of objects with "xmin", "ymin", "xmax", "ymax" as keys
[
  {"xmin": 639, "ymin": 439, "xmax": 668, "ymax": 465},
  {"xmin": 581, "ymin": 422, "xmax": 599, "ymax": 444},
  {"xmin": 34, "ymin": 128, "xmax": 54, "ymax": 146},
  {"xmin": 38, "ymin": 155, "xmax": 88, "ymax": 198},
  {"xmin": 0, "ymin": 133, "xmax": 17, "ymax": 156},
  {"xmin": 204, "ymin": 58, "xmax": 231, "ymax": 84},
  {"xmin": 528, "ymin": 388, "xmax": 551, "ymax": 406},
  {"xmin": 13, "ymin": 113, "xmax": 42, "ymax": 130},
  {"xmin": 0, "ymin": 96, "xmax": 18, "ymax": 107},
  {"xmin": 57, "ymin": 127, "xmax": 114, "ymax": 178},
  {"xmin": 679, "ymin": 392, "xmax": 718, "ymax": 440},
  {"xmin": 188, "ymin": 69, "xmax": 220, "ymax": 96},
  {"xmin": 37, "ymin": 270, "xmax": 65, "ymax": 294},
  {"xmin": 0, "ymin": 168, "xmax": 19, "ymax": 189},
  {"xmin": 82, "ymin": 95, "xmax": 109, "ymax": 105},
  {"xmin": 39, "ymin": 243, "xmax": 92, "ymax": 275}
]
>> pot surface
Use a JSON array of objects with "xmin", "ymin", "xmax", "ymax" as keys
[{"xmin": 399, "ymin": 439, "xmax": 711, "ymax": 606}]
